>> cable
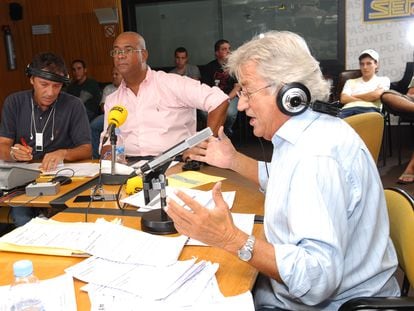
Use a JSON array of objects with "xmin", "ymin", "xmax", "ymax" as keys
[
  {"xmin": 116, "ymin": 181, "xmax": 128, "ymax": 210},
  {"xmin": 257, "ymin": 137, "xmax": 270, "ymax": 178},
  {"xmin": 55, "ymin": 167, "xmax": 75, "ymax": 178}
]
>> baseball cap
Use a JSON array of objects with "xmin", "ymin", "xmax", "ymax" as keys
[{"xmin": 359, "ymin": 49, "xmax": 379, "ymax": 62}]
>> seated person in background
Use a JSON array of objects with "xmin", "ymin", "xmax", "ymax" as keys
[
  {"xmin": 200, "ymin": 39, "xmax": 241, "ymax": 136},
  {"xmin": 166, "ymin": 31, "xmax": 399, "ymax": 310},
  {"xmin": 0, "ymin": 52, "xmax": 92, "ymax": 226},
  {"xmin": 381, "ymin": 75, "xmax": 414, "ymax": 184},
  {"xmin": 169, "ymin": 47, "xmax": 200, "ymax": 80},
  {"xmin": 66, "ymin": 59, "xmax": 102, "ymax": 121},
  {"xmin": 101, "ymin": 31, "xmax": 228, "ymax": 161},
  {"xmin": 90, "ymin": 67, "xmax": 122, "ymax": 159},
  {"xmin": 339, "ymin": 49, "xmax": 390, "ymax": 118}
]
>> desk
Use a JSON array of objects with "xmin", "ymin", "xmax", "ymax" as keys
[{"xmin": 0, "ymin": 164, "xmax": 265, "ymax": 309}]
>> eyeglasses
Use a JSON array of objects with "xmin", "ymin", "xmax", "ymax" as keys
[
  {"xmin": 110, "ymin": 48, "xmax": 143, "ymax": 57},
  {"xmin": 237, "ymin": 84, "xmax": 273, "ymax": 100}
]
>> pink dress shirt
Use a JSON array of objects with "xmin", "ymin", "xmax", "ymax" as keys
[{"xmin": 103, "ymin": 67, "xmax": 228, "ymax": 156}]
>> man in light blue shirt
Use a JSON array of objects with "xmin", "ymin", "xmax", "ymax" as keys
[{"xmin": 165, "ymin": 31, "xmax": 399, "ymax": 310}]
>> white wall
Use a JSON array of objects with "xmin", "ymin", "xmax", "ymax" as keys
[{"xmin": 346, "ymin": 1, "xmax": 413, "ymax": 81}]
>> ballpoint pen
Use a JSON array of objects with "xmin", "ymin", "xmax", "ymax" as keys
[{"xmin": 20, "ymin": 137, "xmax": 28, "ymax": 147}]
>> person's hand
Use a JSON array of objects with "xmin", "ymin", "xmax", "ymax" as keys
[
  {"xmin": 40, "ymin": 149, "xmax": 67, "ymax": 172},
  {"xmin": 166, "ymin": 182, "xmax": 242, "ymax": 249},
  {"xmin": 10, "ymin": 144, "xmax": 33, "ymax": 162},
  {"xmin": 189, "ymin": 126, "xmax": 237, "ymax": 169}
]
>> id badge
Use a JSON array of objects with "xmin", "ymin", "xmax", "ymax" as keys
[{"xmin": 35, "ymin": 132, "xmax": 43, "ymax": 151}]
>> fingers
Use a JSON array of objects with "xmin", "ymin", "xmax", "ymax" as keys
[
  {"xmin": 40, "ymin": 153, "xmax": 63, "ymax": 172},
  {"xmin": 11, "ymin": 144, "xmax": 33, "ymax": 161},
  {"xmin": 212, "ymin": 182, "xmax": 227, "ymax": 209}
]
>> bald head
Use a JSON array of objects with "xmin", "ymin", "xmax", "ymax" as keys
[{"xmin": 115, "ymin": 32, "xmax": 146, "ymax": 50}]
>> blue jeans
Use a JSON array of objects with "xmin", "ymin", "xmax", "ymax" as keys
[
  {"xmin": 11, "ymin": 206, "xmax": 41, "ymax": 227},
  {"xmin": 90, "ymin": 114, "xmax": 104, "ymax": 159},
  {"xmin": 338, "ymin": 106, "xmax": 380, "ymax": 119}
]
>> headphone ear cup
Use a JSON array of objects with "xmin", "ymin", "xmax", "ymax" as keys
[{"xmin": 276, "ymin": 82, "xmax": 311, "ymax": 116}]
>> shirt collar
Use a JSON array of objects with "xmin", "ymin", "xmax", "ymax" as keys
[{"xmin": 272, "ymin": 109, "xmax": 321, "ymax": 147}]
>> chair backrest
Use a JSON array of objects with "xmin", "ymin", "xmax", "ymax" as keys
[
  {"xmin": 344, "ymin": 112, "xmax": 384, "ymax": 163},
  {"xmin": 391, "ymin": 62, "xmax": 414, "ymax": 94},
  {"xmin": 384, "ymin": 187, "xmax": 414, "ymax": 293},
  {"xmin": 335, "ymin": 69, "xmax": 362, "ymax": 101}
]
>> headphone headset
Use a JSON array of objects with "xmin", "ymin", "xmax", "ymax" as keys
[
  {"xmin": 276, "ymin": 82, "xmax": 340, "ymax": 117},
  {"xmin": 25, "ymin": 64, "xmax": 70, "ymax": 84}
]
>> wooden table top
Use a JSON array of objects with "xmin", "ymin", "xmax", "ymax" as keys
[{"xmin": 0, "ymin": 163, "xmax": 265, "ymax": 310}]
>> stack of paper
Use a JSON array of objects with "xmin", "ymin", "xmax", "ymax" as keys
[{"xmin": 0, "ymin": 218, "xmax": 187, "ymax": 265}]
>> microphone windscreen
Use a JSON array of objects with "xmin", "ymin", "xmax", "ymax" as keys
[
  {"xmin": 108, "ymin": 105, "xmax": 128, "ymax": 127},
  {"xmin": 126, "ymin": 175, "xmax": 143, "ymax": 195}
]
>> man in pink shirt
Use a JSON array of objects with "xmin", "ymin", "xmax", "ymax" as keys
[{"xmin": 102, "ymin": 32, "xmax": 229, "ymax": 159}]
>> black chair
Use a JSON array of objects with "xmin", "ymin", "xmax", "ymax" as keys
[
  {"xmin": 381, "ymin": 92, "xmax": 414, "ymax": 165},
  {"xmin": 391, "ymin": 62, "xmax": 414, "ymax": 94}
]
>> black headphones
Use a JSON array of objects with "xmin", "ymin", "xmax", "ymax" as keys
[
  {"xmin": 276, "ymin": 82, "xmax": 340, "ymax": 117},
  {"xmin": 25, "ymin": 64, "xmax": 70, "ymax": 84}
]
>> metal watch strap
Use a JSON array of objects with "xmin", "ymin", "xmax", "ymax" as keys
[{"xmin": 238, "ymin": 235, "xmax": 255, "ymax": 262}]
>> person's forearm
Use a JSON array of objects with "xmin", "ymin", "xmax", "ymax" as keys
[
  {"xmin": 207, "ymin": 100, "xmax": 229, "ymax": 136},
  {"xmin": 64, "ymin": 144, "xmax": 92, "ymax": 161},
  {"xmin": 222, "ymin": 229, "xmax": 282, "ymax": 282},
  {"xmin": 230, "ymin": 152, "xmax": 259, "ymax": 185},
  {"xmin": 353, "ymin": 90, "xmax": 382, "ymax": 102},
  {"xmin": 0, "ymin": 145, "xmax": 13, "ymax": 161},
  {"xmin": 340, "ymin": 93, "xmax": 359, "ymax": 104}
]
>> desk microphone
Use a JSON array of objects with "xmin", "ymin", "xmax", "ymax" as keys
[
  {"xmin": 133, "ymin": 127, "xmax": 213, "ymax": 177},
  {"xmin": 102, "ymin": 105, "xmax": 128, "ymax": 145}
]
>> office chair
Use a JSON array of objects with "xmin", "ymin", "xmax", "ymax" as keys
[
  {"xmin": 339, "ymin": 187, "xmax": 414, "ymax": 310},
  {"xmin": 381, "ymin": 92, "xmax": 414, "ymax": 165},
  {"xmin": 336, "ymin": 69, "xmax": 391, "ymax": 166},
  {"xmin": 391, "ymin": 62, "xmax": 414, "ymax": 95},
  {"xmin": 344, "ymin": 112, "xmax": 384, "ymax": 163},
  {"xmin": 335, "ymin": 69, "xmax": 362, "ymax": 101}
]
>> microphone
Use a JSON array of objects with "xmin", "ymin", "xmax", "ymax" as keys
[
  {"xmin": 102, "ymin": 105, "xmax": 128, "ymax": 145},
  {"xmin": 125, "ymin": 175, "xmax": 143, "ymax": 195},
  {"xmin": 133, "ymin": 127, "xmax": 213, "ymax": 177}
]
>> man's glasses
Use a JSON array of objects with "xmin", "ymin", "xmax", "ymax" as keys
[
  {"xmin": 109, "ymin": 48, "xmax": 143, "ymax": 57},
  {"xmin": 237, "ymin": 84, "xmax": 273, "ymax": 100}
]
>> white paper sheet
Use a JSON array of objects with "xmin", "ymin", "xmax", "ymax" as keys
[{"xmin": 0, "ymin": 218, "xmax": 187, "ymax": 265}]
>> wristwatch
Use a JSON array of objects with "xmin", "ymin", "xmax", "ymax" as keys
[{"xmin": 238, "ymin": 235, "xmax": 255, "ymax": 262}]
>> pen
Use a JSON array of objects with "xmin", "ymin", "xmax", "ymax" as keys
[{"xmin": 20, "ymin": 137, "xmax": 28, "ymax": 147}]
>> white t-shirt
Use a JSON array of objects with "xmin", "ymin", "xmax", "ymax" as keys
[{"xmin": 342, "ymin": 75, "xmax": 390, "ymax": 108}]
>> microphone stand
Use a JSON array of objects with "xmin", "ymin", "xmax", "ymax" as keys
[
  {"xmin": 110, "ymin": 127, "xmax": 117, "ymax": 176},
  {"xmin": 101, "ymin": 127, "xmax": 129, "ymax": 185},
  {"xmin": 140, "ymin": 160, "xmax": 176, "ymax": 235}
]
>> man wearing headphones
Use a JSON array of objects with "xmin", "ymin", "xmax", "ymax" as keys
[
  {"xmin": 0, "ymin": 52, "xmax": 92, "ymax": 226},
  {"xmin": 166, "ymin": 31, "xmax": 399, "ymax": 310}
]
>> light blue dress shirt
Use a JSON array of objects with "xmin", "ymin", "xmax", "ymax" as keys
[{"xmin": 254, "ymin": 109, "xmax": 399, "ymax": 310}]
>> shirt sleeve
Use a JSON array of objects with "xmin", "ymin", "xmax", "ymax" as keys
[
  {"xmin": 0, "ymin": 95, "xmax": 17, "ymax": 140},
  {"xmin": 275, "ymin": 156, "xmax": 348, "ymax": 305},
  {"xmin": 380, "ymin": 77, "xmax": 391, "ymax": 91},
  {"xmin": 408, "ymin": 77, "xmax": 414, "ymax": 89},
  {"xmin": 341, "ymin": 79, "xmax": 353, "ymax": 96}
]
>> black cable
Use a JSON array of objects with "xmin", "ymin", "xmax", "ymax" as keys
[
  {"xmin": 116, "ymin": 182, "xmax": 127, "ymax": 210},
  {"xmin": 257, "ymin": 137, "xmax": 270, "ymax": 178}
]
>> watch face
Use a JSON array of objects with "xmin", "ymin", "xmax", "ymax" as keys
[{"xmin": 238, "ymin": 249, "xmax": 252, "ymax": 261}]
